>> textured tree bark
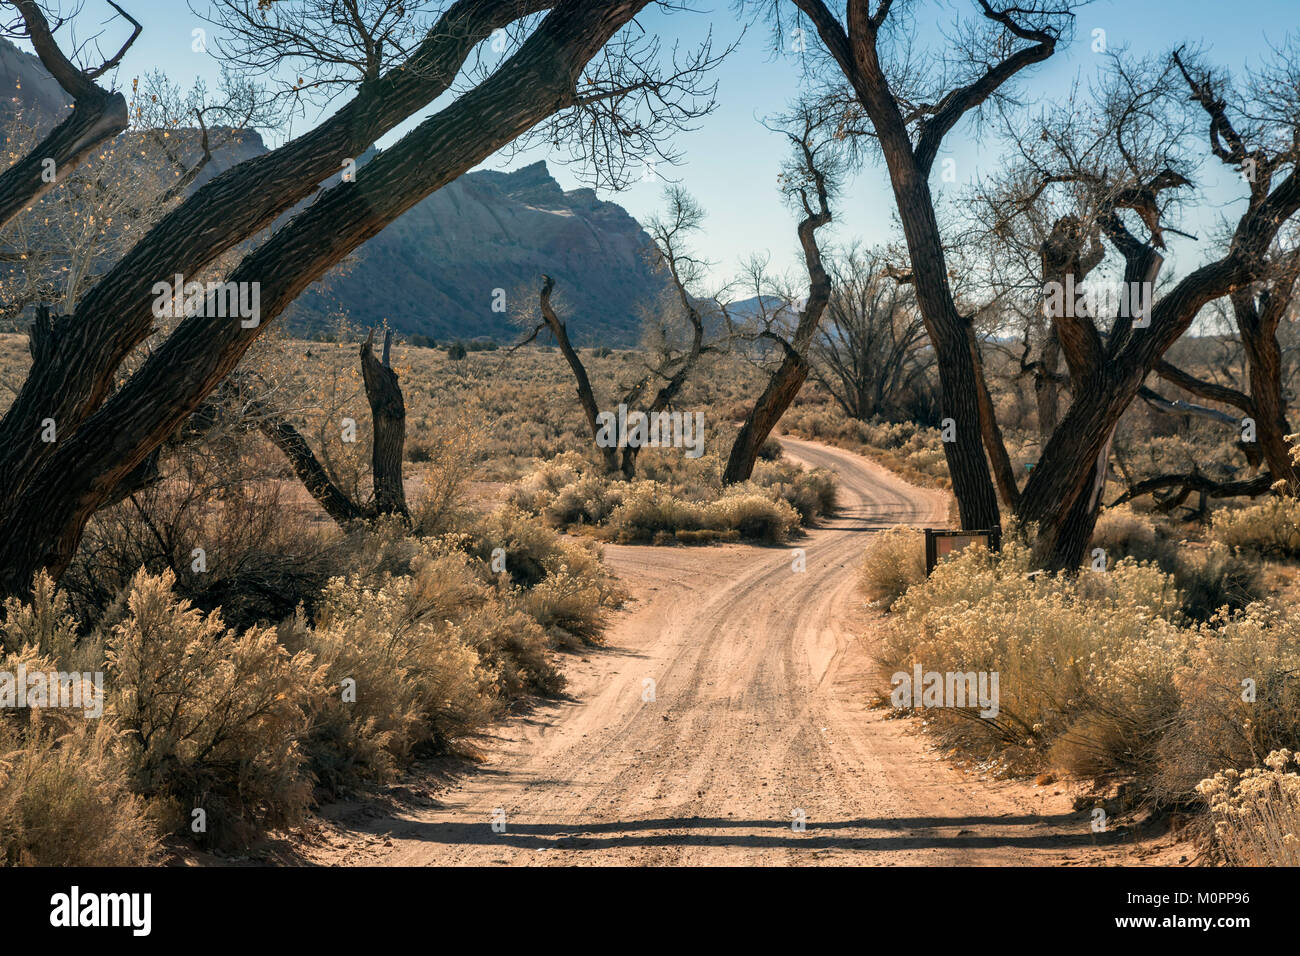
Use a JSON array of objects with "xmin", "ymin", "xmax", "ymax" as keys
[
  {"xmin": 1234, "ymin": 272, "xmax": 1300, "ymax": 492},
  {"xmin": 360, "ymin": 330, "xmax": 409, "ymax": 519},
  {"xmin": 1034, "ymin": 325, "xmax": 1062, "ymax": 440},
  {"xmin": 1020, "ymin": 226, "xmax": 1164, "ymax": 569},
  {"xmin": 0, "ymin": 0, "xmax": 650, "ymax": 597},
  {"xmin": 891, "ymin": 172, "xmax": 1001, "ymax": 530},
  {"xmin": 724, "ymin": 346, "xmax": 809, "ymax": 485},
  {"xmin": 968, "ymin": 325, "xmax": 1020, "ymax": 510}
]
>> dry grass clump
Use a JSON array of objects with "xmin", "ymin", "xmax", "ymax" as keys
[
  {"xmin": 0, "ymin": 498, "xmax": 622, "ymax": 861},
  {"xmin": 107, "ymin": 570, "xmax": 324, "ymax": 848},
  {"xmin": 859, "ymin": 527, "xmax": 926, "ymax": 608},
  {"xmin": 506, "ymin": 451, "xmax": 833, "ymax": 545},
  {"xmin": 752, "ymin": 460, "xmax": 838, "ymax": 522},
  {"xmin": 875, "ymin": 536, "xmax": 1300, "ymax": 858},
  {"xmin": 601, "ymin": 481, "xmax": 802, "ymax": 544},
  {"xmin": 1210, "ymin": 496, "xmax": 1300, "ymax": 558},
  {"xmin": 1197, "ymin": 750, "xmax": 1300, "ymax": 866},
  {"xmin": 880, "ymin": 539, "xmax": 1186, "ymax": 773}
]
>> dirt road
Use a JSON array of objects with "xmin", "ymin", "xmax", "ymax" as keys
[{"xmin": 314, "ymin": 438, "xmax": 1147, "ymax": 866}]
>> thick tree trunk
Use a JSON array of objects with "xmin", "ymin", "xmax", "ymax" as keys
[
  {"xmin": 1235, "ymin": 284, "xmax": 1300, "ymax": 491},
  {"xmin": 894, "ymin": 176, "xmax": 1000, "ymax": 530},
  {"xmin": 360, "ymin": 330, "xmax": 409, "ymax": 519}
]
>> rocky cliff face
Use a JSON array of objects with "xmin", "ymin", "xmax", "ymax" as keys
[
  {"xmin": 0, "ymin": 35, "xmax": 667, "ymax": 345},
  {"xmin": 287, "ymin": 160, "xmax": 671, "ymax": 346}
]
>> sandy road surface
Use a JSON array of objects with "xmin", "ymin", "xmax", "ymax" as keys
[{"xmin": 314, "ymin": 438, "xmax": 1144, "ymax": 866}]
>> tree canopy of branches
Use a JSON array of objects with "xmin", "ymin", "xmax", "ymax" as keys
[
  {"xmin": 0, "ymin": 0, "xmax": 724, "ymax": 597},
  {"xmin": 763, "ymin": 0, "xmax": 1084, "ymax": 532}
]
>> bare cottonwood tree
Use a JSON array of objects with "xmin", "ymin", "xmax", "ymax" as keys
[
  {"xmin": 762, "ymin": 0, "xmax": 1087, "ymax": 530},
  {"xmin": 514, "ymin": 186, "xmax": 725, "ymax": 479},
  {"xmin": 0, "ymin": 0, "xmax": 723, "ymax": 596},
  {"xmin": 723, "ymin": 103, "xmax": 835, "ymax": 484},
  {"xmin": 809, "ymin": 244, "xmax": 933, "ymax": 423},
  {"xmin": 967, "ymin": 45, "xmax": 1300, "ymax": 566}
]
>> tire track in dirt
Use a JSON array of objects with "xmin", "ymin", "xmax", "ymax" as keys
[{"xmin": 316, "ymin": 437, "xmax": 1144, "ymax": 866}]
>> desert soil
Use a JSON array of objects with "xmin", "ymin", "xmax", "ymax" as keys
[{"xmin": 304, "ymin": 437, "xmax": 1181, "ymax": 866}]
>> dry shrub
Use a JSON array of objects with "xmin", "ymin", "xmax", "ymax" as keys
[
  {"xmin": 605, "ymin": 482, "xmax": 705, "ymax": 542},
  {"xmin": 0, "ymin": 647, "xmax": 162, "ymax": 866},
  {"xmin": 1210, "ymin": 496, "xmax": 1300, "ymax": 558},
  {"xmin": 296, "ymin": 570, "xmax": 498, "ymax": 794},
  {"xmin": 543, "ymin": 475, "xmax": 626, "ymax": 526},
  {"xmin": 408, "ymin": 401, "xmax": 489, "ymax": 535},
  {"xmin": 859, "ymin": 527, "xmax": 926, "ymax": 608},
  {"xmin": 881, "ymin": 540, "xmax": 1186, "ymax": 774},
  {"xmin": 1090, "ymin": 506, "xmax": 1262, "ymax": 622},
  {"xmin": 752, "ymin": 461, "xmax": 838, "ymax": 522},
  {"xmin": 881, "ymin": 538, "xmax": 1300, "ymax": 815},
  {"xmin": 704, "ymin": 491, "xmax": 801, "ymax": 543},
  {"xmin": 507, "ymin": 447, "xmax": 835, "ymax": 542},
  {"xmin": 106, "ymin": 570, "xmax": 323, "ymax": 848},
  {"xmin": 1091, "ymin": 504, "xmax": 1162, "ymax": 561},
  {"xmin": 62, "ymin": 456, "xmax": 339, "ymax": 631},
  {"xmin": 516, "ymin": 565, "xmax": 611, "ymax": 648},
  {"xmin": 605, "ymin": 482, "xmax": 801, "ymax": 544},
  {"xmin": 472, "ymin": 509, "xmax": 624, "ymax": 646},
  {"xmin": 1198, "ymin": 750, "xmax": 1300, "ymax": 866},
  {"xmin": 1155, "ymin": 606, "xmax": 1300, "ymax": 804}
]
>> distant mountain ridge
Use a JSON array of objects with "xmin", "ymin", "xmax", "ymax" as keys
[
  {"xmin": 0, "ymin": 36, "xmax": 671, "ymax": 346},
  {"xmin": 286, "ymin": 160, "xmax": 673, "ymax": 346}
]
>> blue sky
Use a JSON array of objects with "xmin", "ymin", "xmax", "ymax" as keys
[{"xmin": 41, "ymin": 0, "xmax": 1298, "ymax": 286}]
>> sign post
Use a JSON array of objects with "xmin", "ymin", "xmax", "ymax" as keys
[{"xmin": 923, "ymin": 527, "xmax": 1001, "ymax": 576}]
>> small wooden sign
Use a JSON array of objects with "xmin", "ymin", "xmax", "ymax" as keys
[{"xmin": 924, "ymin": 527, "xmax": 1001, "ymax": 575}]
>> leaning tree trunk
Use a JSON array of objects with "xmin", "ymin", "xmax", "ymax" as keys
[
  {"xmin": 723, "ymin": 147, "xmax": 833, "ymax": 486},
  {"xmin": 536, "ymin": 275, "xmax": 619, "ymax": 474},
  {"xmin": 0, "ymin": 0, "xmax": 556, "ymax": 514},
  {"xmin": 723, "ymin": 347, "xmax": 809, "ymax": 484}
]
